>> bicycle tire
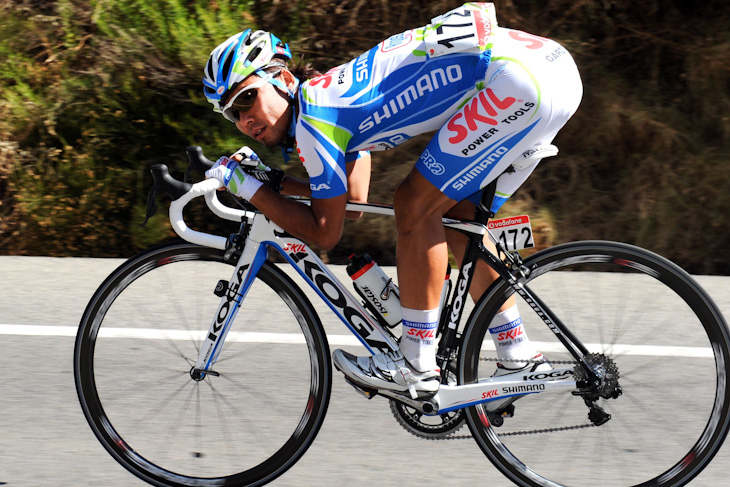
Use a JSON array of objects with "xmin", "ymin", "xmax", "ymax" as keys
[
  {"xmin": 74, "ymin": 241, "xmax": 332, "ymax": 487},
  {"xmin": 459, "ymin": 240, "xmax": 730, "ymax": 487}
]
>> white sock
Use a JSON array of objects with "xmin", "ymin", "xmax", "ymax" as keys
[
  {"xmin": 488, "ymin": 303, "xmax": 538, "ymax": 368},
  {"xmin": 400, "ymin": 307, "xmax": 439, "ymax": 372}
]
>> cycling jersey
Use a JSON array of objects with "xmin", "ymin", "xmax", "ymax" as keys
[{"xmin": 295, "ymin": 2, "xmax": 582, "ymax": 211}]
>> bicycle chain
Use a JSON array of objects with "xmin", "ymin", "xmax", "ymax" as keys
[
  {"xmin": 442, "ymin": 422, "xmax": 596, "ymax": 440},
  {"xmin": 430, "ymin": 356, "xmax": 596, "ymax": 440},
  {"xmin": 479, "ymin": 356, "xmax": 579, "ymax": 366}
]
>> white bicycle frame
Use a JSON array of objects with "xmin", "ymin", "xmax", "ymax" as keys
[{"xmin": 170, "ymin": 178, "xmax": 577, "ymax": 414}]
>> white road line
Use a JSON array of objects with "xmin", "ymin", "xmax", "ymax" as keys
[{"xmin": 0, "ymin": 324, "xmax": 714, "ymax": 357}]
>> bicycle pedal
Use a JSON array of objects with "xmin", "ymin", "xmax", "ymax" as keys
[
  {"xmin": 343, "ymin": 376, "xmax": 378, "ymax": 400},
  {"xmin": 500, "ymin": 403, "xmax": 516, "ymax": 418},
  {"xmin": 486, "ymin": 404, "xmax": 515, "ymax": 427}
]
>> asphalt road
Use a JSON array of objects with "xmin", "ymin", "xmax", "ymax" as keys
[{"xmin": 1, "ymin": 255, "xmax": 730, "ymax": 486}]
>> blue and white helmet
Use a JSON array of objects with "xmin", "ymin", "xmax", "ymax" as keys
[{"xmin": 203, "ymin": 29, "xmax": 292, "ymax": 114}]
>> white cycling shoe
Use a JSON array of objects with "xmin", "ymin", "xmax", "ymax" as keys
[
  {"xmin": 485, "ymin": 353, "xmax": 552, "ymax": 412},
  {"xmin": 333, "ymin": 349, "xmax": 440, "ymax": 400}
]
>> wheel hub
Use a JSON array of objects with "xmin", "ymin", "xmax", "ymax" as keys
[
  {"xmin": 189, "ymin": 367, "xmax": 219, "ymax": 381},
  {"xmin": 573, "ymin": 353, "xmax": 622, "ymax": 400}
]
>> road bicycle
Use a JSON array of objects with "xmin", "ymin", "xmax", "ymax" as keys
[{"xmin": 74, "ymin": 146, "xmax": 730, "ymax": 487}]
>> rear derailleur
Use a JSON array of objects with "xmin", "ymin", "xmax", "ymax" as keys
[{"xmin": 572, "ymin": 353, "xmax": 622, "ymax": 426}]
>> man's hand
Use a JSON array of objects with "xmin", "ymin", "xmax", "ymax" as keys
[
  {"xmin": 205, "ymin": 156, "xmax": 262, "ymax": 200},
  {"xmin": 230, "ymin": 146, "xmax": 286, "ymax": 193},
  {"xmin": 206, "ymin": 148, "xmax": 286, "ymax": 200},
  {"xmin": 231, "ymin": 146, "xmax": 267, "ymax": 169}
]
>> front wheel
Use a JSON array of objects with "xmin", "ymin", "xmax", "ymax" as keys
[
  {"xmin": 74, "ymin": 241, "xmax": 332, "ymax": 487},
  {"xmin": 460, "ymin": 241, "xmax": 730, "ymax": 487}
]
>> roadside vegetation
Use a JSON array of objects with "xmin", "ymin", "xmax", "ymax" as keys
[{"xmin": 1, "ymin": 0, "xmax": 728, "ymax": 274}]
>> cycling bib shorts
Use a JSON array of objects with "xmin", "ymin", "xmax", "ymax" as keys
[{"xmin": 418, "ymin": 26, "xmax": 582, "ymax": 212}]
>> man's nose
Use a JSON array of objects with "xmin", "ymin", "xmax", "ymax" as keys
[{"xmin": 236, "ymin": 113, "xmax": 254, "ymax": 134}]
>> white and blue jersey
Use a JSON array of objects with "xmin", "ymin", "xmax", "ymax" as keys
[{"xmin": 295, "ymin": 2, "xmax": 582, "ymax": 212}]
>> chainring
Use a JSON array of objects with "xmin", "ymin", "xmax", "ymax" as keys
[
  {"xmin": 389, "ymin": 356, "xmax": 467, "ymax": 440},
  {"xmin": 389, "ymin": 399, "xmax": 465, "ymax": 440}
]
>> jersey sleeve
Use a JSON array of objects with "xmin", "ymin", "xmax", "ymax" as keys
[
  {"xmin": 345, "ymin": 150, "xmax": 370, "ymax": 163},
  {"xmin": 295, "ymin": 114, "xmax": 350, "ymax": 199}
]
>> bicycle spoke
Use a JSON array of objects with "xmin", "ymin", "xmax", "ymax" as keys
[
  {"xmin": 462, "ymin": 242, "xmax": 730, "ymax": 487},
  {"xmin": 75, "ymin": 244, "xmax": 331, "ymax": 486}
]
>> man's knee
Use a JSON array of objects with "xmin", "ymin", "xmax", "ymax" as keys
[
  {"xmin": 394, "ymin": 172, "xmax": 425, "ymax": 218},
  {"xmin": 394, "ymin": 170, "xmax": 454, "ymax": 221},
  {"xmin": 444, "ymin": 199, "xmax": 477, "ymax": 221}
]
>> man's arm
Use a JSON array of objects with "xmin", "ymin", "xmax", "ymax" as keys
[
  {"xmin": 344, "ymin": 152, "xmax": 371, "ymax": 219},
  {"xmin": 226, "ymin": 148, "xmax": 365, "ymax": 246},
  {"xmin": 279, "ymin": 175, "xmax": 311, "ymax": 197},
  {"xmin": 249, "ymin": 187, "xmax": 348, "ymax": 250},
  {"xmin": 276, "ymin": 152, "xmax": 371, "ymax": 220}
]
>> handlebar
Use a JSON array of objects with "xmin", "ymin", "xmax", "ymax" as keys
[{"xmin": 142, "ymin": 146, "xmax": 257, "ymax": 250}]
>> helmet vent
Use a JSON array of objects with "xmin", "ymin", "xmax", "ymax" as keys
[
  {"xmin": 221, "ymin": 52, "xmax": 234, "ymax": 81},
  {"xmin": 247, "ymin": 45, "xmax": 263, "ymax": 63}
]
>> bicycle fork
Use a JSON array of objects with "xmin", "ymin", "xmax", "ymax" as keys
[{"xmin": 190, "ymin": 234, "xmax": 269, "ymax": 381}]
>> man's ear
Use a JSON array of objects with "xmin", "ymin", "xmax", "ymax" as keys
[{"xmin": 280, "ymin": 68, "xmax": 298, "ymax": 91}]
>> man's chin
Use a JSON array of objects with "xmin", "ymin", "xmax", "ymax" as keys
[
  {"xmin": 261, "ymin": 136, "xmax": 285, "ymax": 149},
  {"xmin": 262, "ymin": 140, "xmax": 277, "ymax": 149}
]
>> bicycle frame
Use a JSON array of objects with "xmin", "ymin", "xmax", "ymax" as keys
[
  {"xmin": 75, "ymin": 155, "xmax": 730, "ymax": 487},
  {"xmin": 167, "ymin": 177, "xmax": 579, "ymax": 415}
]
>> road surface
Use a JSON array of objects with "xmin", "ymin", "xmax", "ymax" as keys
[{"xmin": 1, "ymin": 255, "xmax": 729, "ymax": 486}]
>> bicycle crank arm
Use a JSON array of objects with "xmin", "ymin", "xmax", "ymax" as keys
[{"xmin": 341, "ymin": 376, "xmax": 441, "ymax": 414}]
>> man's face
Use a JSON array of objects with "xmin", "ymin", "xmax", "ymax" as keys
[{"xmin": 228, "ymin": 72, "xmax": 293, "ymax": 148}]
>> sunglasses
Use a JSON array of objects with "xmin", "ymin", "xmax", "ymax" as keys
[{"xmin": 221, "ymin": 69, "xmax": 281, "ymax": 123}]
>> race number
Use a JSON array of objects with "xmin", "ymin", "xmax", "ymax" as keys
[
  {"xmin": 488, "ymin": 215, "xmax": 534, "ymax": 251},
  {"xmin": 424, "ymin": 3, "xmax": 497, "ymax": 57}
]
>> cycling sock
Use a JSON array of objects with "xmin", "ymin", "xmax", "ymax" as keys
[
  {"xmin": 488, "ymin": 303, "xmax": 538, "ymax": 368},
  {"xmin": 400, "ymin": 307, "xmax": 439, "ymax": 372}
]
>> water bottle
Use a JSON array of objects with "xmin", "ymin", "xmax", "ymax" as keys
[{"xmin": 347, "ymin": 253, "xmax": 402, "ymax": 328}]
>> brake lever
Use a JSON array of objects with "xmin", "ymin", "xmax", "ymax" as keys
[
  {"xmin": 140, "ymin": 185, "xmax": 159, "ymax": 228},
  {"xmin": 139, "ymin": 164, "xmax": 193, "ymax": 227},
  {"xmin": 187, "ymin": 146, "xmax": 215, "ymax": 170}
]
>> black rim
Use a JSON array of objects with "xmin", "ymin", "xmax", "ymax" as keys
[
  {"xmin": 74, "ymin": 242, "xmax": 331, "ymax": 487},
  {"xmin": 460, "ymin": 241, "xmax": 730, "ymax": 487}
]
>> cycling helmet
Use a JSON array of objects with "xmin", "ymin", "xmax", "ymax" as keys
[{"xmin": 203, "ymin": 29, "xmax": 292, "ymax": 116}]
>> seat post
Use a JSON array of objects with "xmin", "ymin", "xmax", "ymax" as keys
[{"xmin": 474, "ymin": 180, "xmax": 497, "ymax": 225}]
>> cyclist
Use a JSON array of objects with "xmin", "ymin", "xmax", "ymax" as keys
[{"xmin": 203, "ymin": 3, "xmax": 582, "ymax": 404}]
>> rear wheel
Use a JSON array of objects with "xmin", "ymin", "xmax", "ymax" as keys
[
  {"xmin": 460, "ymin": 241, "xmax": 730, "ymax": 487},
  {"xmin": 74, "ymin": 241, "xmax": 331, "ymax": 487}
]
